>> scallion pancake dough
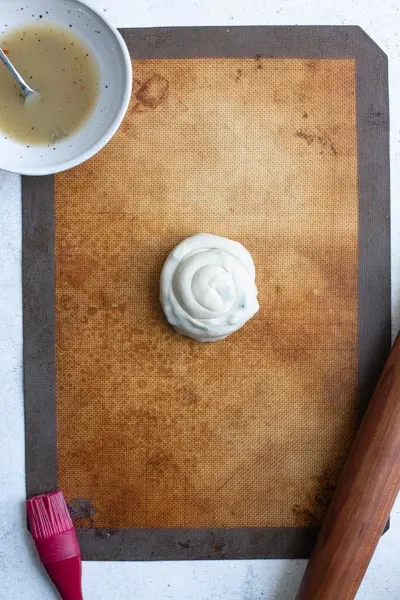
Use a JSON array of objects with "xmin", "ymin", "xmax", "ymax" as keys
[{"xmin": 160, "ymin": 234, "xmax": 259, "ymax": 342}]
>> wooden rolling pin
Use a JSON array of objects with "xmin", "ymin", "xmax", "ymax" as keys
[{"xmin": 296, "ymin": 333, "xmax": 400, "ymax": 600}]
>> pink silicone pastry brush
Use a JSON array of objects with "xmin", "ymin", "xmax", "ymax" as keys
[{"xmin": 27, "ymin": 491, "xmax": 83, "ymax": 600}]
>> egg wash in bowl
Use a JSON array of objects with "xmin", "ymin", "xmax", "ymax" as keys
[
  {"xmin": 0, "ymin": 0, "xmax": 132, "ymax": 175},
  {"xmin": 0, "ymin": 24, "xmax": 99, "ymax": 145}
]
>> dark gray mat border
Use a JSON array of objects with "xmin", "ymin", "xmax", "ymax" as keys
[
  {"xmin": 23, "ymin": 175, "xmax": 57, "ymax": 496},
  {"xmin": 23, "ymin": 26, "xmax": 390, "ymax": 561}
]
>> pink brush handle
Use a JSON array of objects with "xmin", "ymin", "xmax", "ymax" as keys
[
  {"xmin": 45, "ymin": 557, "xmax": 83, "ymax": 600},
  {"xmin": 34, "ymin": 530, "xmax": 83, "ymax": 600}
]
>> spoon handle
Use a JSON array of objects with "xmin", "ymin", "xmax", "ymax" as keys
[{"xmin": 0, "ymin": 47, "xmax": 32, "ymax": 97}]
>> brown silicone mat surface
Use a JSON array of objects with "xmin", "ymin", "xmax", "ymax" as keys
[{"xmin": 23, "ymin": 27, "xmax": 391, "ymax": 560}]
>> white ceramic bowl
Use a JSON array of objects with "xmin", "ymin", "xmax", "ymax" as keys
[{"xmin": 0, "ymin": 0, "xmax": 132, "ymax": 175}]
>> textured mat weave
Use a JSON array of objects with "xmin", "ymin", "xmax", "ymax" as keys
[{"xmin": 56, "ymin": 57, "xmax": 358, "ymax": 530}]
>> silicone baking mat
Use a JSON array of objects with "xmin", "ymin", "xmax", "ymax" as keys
[{"xmin": 23, "ymin": 27, "xmax": 390, "ymax": 560}]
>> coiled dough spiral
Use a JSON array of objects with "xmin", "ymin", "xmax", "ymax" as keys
[{"xmin": 160, "ymin": 234, "xmax": 259, "ymax": 342}]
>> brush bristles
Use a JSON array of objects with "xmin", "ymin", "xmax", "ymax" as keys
[{"xmin": 27, "ymin": 491, "xmax": 73, "ymax": 540}]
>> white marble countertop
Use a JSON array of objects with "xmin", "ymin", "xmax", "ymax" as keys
[{"xmin": 0, "ymin": 1, "xmax": 399, "ymax": 598}]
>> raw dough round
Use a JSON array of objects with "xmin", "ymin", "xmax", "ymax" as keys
[{"xmin": 160, "ymin": 233, "xmax": 259, "ymax": 342}]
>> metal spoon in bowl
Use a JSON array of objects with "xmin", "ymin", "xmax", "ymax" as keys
[{"xmin": 0, "ymin": 47, "xmax": 39, "ymax": 104}]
